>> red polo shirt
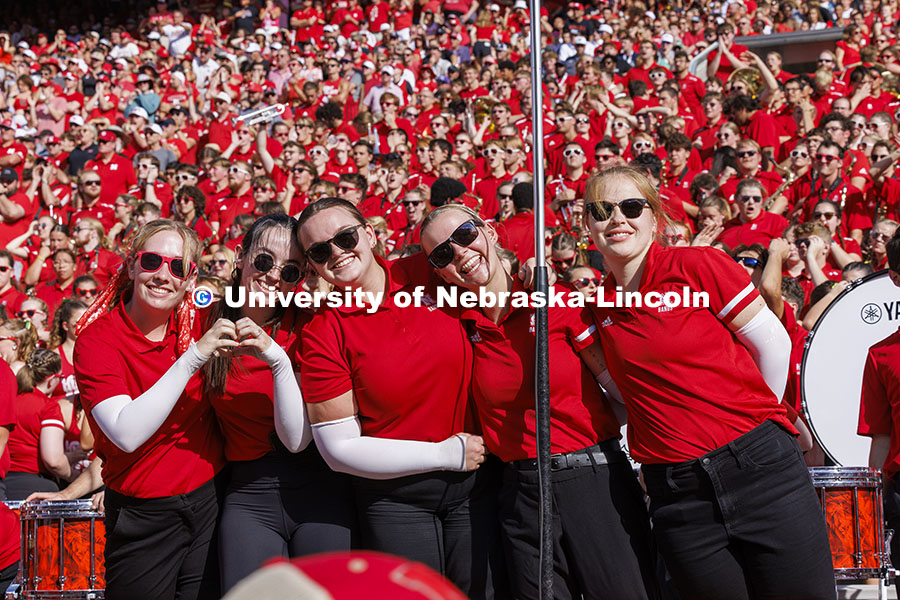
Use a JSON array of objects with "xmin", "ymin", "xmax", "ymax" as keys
[
  {"xmin": 464, "ymin": 281, "xmax": 620, "ymax": 462},
  {"xmin": 207, "ymin": 308, "xmax": 309, "ymax": 462},
  {"xmin": 74, "ymin": 302, "xmax": 225, "ymax": 497},
  {"xmin": 69, "ymin": 200, "xmax": 117, "ymax": 233},
  {"xmin": 0, "ymin": 502, "xmax": 19, "ymax": 570},
  {"xmin": 592, "ymin": 244, "xmax": 795, "ymax": 464},
  {"xmin": 859, "ymin": 328, "xmax": 900, "ymax": 477},
  {"xmin": 0, "ymin": 141, "xmax": 27, "ymax": 180},
  {"xmin": 719, "ymin": 212, "xmax": 789, "ymax": 248},
  {"xmin": 74, "ymin": 247, "xmax": 121, "ymax": 288},
  {"xmin": 0, "ymin": 360, "xmax": 15, "ymax": 478},
  {"xmin": 299, "ymin": 254, "xmax": 473, "ymax": 441},
  {"xmin": 211, "ymin": 192, "xmax": 254, "ymax": 238},
  {"xmin": 0, "ymin": 190, "xmax": 36, "ymax": 248},
  {"xmin": 7, "ymin": 389, "xmax": 64, "ymax": 474},
  {"xmin": 84, "ymin": 153, "xmax": 138, "ymax": 206},
  {"xmin": 0, "ymin": 285, "xmax": 26, "ymax": 317},
  {"xmin": 36, "ymin": 279, "xmax": 73, "ymax": 318}
]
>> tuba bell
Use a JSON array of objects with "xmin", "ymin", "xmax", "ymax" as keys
[
  {"xmin": 727, "ymin": 68, "xmax": 763, "ymax": 100},
  {"xmin": 471, "ymin": 97, "xmax": 497, "ymax": 132}
]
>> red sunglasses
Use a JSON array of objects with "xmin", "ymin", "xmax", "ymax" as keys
[{"xmin": 135, "ymin": 251, "xmax": 195, "ymax": 279}]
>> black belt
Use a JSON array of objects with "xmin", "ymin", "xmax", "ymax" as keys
[{"xmin": 509, "ymin": 440, "xmax": 626, "ymax": 472}]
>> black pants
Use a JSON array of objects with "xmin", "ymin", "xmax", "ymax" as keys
[
  {"xmin": 0, "ymin": 478, "xmax": 6, "ymax": 501},
  {"xmin": 219, "ymin": 448, "xmax": 357, "ymax": 592},
  {"xmin": 642, "ymin": 420, "xmax": 836, "ymax": 600},
  {"xmin": 500, "ymin": 443, "xmax": 659, "ymax": 600},
  {"xmin": 4, "ymin": 471, "xmax": 58, "ymax": 500},
  {"xmin": 353, "ymin": 456, "xmax": 507, "ymax": 600},
  {"xmin": 0, "ymin": 560, "xmax": 16, "ymax": 597},
  {"xmin": 104, "ymin": 476, "xmax": 221, "ymax": 600}
]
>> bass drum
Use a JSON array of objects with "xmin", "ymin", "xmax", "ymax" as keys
[{"xmin": 802, "ymin": 270, "xmax": 900, "ymax": 466}]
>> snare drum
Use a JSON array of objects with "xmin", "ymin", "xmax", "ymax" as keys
[
  {"xmin": 810, "ymin": 467, "xmax": 890, "ymax": 579},
  {"xmin": 20, "ymin": 500, "xmax": 105, "ymax": 596}
]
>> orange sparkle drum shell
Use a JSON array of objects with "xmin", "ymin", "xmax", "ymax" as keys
[
  {"xmin": 20, "ymin": 500, "xmax": 105, "ymax": 594},
  {"xmin": 810, "ymin": 467, "xmax": 889, "ymax": 579}
]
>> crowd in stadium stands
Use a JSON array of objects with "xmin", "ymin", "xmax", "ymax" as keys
[{"xmin": 0, "ymin": 0, "xmax": 898, "ymax": 597}]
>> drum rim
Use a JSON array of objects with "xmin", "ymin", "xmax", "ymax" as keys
[
  {"xmin": 21, "ymin": 499, "xmax": 103, "ymax": 518},
  {"xmin": 800, "ymin": 269, "xmax": 891, "ymax": 466}
]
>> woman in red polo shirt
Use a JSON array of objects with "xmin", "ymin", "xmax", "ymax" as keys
[
  {"xmin": 296, "ymin": 198, "xmax": 506, "ymax": 600},
  {"xmin": 5, "ymin": 349, "xmax": 69, "ymax": 500},
  {"xmin": 583, "ymin": 167, "xmax": 835, "ymax": 599},
  {"xmin": 74, "ymin": 220, "xmax": 238, "ymax": 600},
  {"xmin": 202, "ymin": 214, "xmax": 355, "ymax": 593},
  {"xmin": 419, "ymin": 204, "xmax": 657, "ymax": 600}
]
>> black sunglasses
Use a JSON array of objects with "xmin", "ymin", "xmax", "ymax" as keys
[
  {"xmin": 427, "ymin": 219, "xmax": 481, "ymax": 269},
  {"xmin": 305, "ymin": 225, "xmax": 364, "ymax": 264},
  {"xmin": 252, "ymin": 253, "xmax": 301, "ymax": 284},
  {"xmin": 586, "ymin": 198, "xmax": 650, "ymax": 221}
]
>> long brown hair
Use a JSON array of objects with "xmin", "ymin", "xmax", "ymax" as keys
[
  {"xmin": 48, "ymin": 299, "xmax": 89, "ymax": 350},
  {"xmin": 0, "ymin": 318, "xmax": 38, "ymax": 365},
  {"xmin": 203, "ymin": 214, "xmax": 299, "ymax": 398}
]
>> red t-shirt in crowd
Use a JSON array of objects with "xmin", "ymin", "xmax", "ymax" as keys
[
  {"xmin": 592, "ymin": 243, "xmax": 795, "ymax": 464},
  {"xmin": 299, "ymin": 254, "xmax": 473, "ymax": 441},
  {"xmin": 7, "ymin": 389, "xmax": 64, "ymax": 474},
  {"xmin": 74, "ymin": 302, "xmax": 225, "ymax": 498},
  {"xmin": 0, "ymin": 360, "xmax": 15, "ymax": 478},
  {"xmin": 84, "ymin": 154, "xmax": 138, "ymax": 206},
  {"xmin": 719, "ymin": 212, "xmax": 790, "ymax": 248},
  {"xmin": 464, "ymin": 280, "xmax": 621, "ymax": 462}
]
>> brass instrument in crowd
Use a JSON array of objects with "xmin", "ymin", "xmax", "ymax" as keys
[
  {"xmin": 845, "ymin": 151, "xmax": 857, "ymax": 179},
  {"xmin": 233, "ymin": 104, "xmax": 287, "ymax": 127},
  {"xmin": 727, "ymin": 68, "xmax": 763, "ymax": 99},
  {"xmin": 472, "ymin": 97, "xmax": 497, "ymax": 132},
  {"xmin": 764, "ymin": 170, "xmax": 797, "ymax": 211}
]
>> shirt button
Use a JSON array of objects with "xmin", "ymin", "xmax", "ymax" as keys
[{"xmin": 701, "ymin": 458, "xmax": 710, "ymax": 465}]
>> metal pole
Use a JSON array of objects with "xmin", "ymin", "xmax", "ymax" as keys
[{"xmin": 526, "ymin": 1, "xmax": 553, "ymax": 598}]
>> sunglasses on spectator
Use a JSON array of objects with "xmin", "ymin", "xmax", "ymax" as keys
[
  {"xmin": 815, "ymin": 153, "xmax": 839, "ymax": 163},
  {"xmin": 873, "ymin": 153, "xmax": 891, "ymax": 161},
  {"xmin": 75, "ymin": 287, "xmax": 98, "ymax": 297},
  {"xmin": 484, "ymin": 148, "xmax": 502, "ymax": 156},
  {"xmin": 813, "ymin": 211, "xmax": 836, "ymax": 220},
  {"xmin": 563, "ymin": 148, "xmax": 584, "ymax": 157},
  {"xmin": 612, "ymin": 122, "xmax": 627, "ymax": 128},
  {"xmin": 551, "ymin": 257, "xmax": 576, "ymax": 269},
  {"xmin": 664, "ymin": 233, "xmax": 686, "ymax": 244},
  {"xmin": 795, "ymin": 238, "xmax": 812, "ymax": 248},
  {"xmin": 633, "ymin": 141, "xmax": 652, "ymax": 149},
  {"xmin": 229, "ymin": 166, "xmax": 251, "ymax": 175},
  {"xmin": 871, "ymin": 231, "xmax": 892, "ymax": 241},
  {"xmin": 292, "ymin": 167, "xmax": 312, "ymax": 175},
  {"xmin": 175, "ymin": 174, "xmax": 194, "ymax": 181},
  {"xmin": 82, "ymin": 180, "xmax": 101, "ymax": 186},
  {"xmin": 738, "ymin": 194, "xmax": 763, "ymax": 203},
  {"xmin": 16, "ymin": 309, "xmax": 45, "ymax": 318},
  {"xmin": 596, "ymin": 154, "xmax": 615, "ymax": 162},
  {"xmin": 251, "ymin": 252, "xmax": 301, "ymax": 284},
  {"xmin": 818, "ymin": 57, "xmax": 835, "ymax": 63},
  {"xmin": 304, "ymin": 224, "xmax": 364, "ymax": 264},
  {"xmin": 734, "ymin": 256, "xmax": 760, "ymax": 268},
  {"xmin": 575, "ymin": 117, "xmax": 589, "ymax": 124},
  {"xmin": 498, "ymin": 192, "xmax": 512, "ymax": 200},
  {"xmin": 135, "ymin": 251, "xmax": 195, "ymax": 279},
  {"xmin": 587, "ymin": 198, "xmax": 650, "ymax": 221},
  {"xmin": 574, "ymin": 277, "xmax": 599, "ymax": 288},
  {"xmin": 790, "ymin": 150, "xmax": 809, "ymax": 159},
  {"xmin": 402, "ymin": 200, "xmax": 424, "ymax": 207},
  {"xmin": 736, "ymin": 150, "xmax": 758, "ymax": 158},
  {"xmin": 555, "ymin": 115, "xmax": 573, "ymax": 123},
  {"xmin": 427, "ymin": 219, "xmax": 482, "ymax": 269}
]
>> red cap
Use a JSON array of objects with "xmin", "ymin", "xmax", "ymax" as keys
[
  {"xmin": 247, "ymin": 83, "xmax": 263, "ymax": 93},
  {"xmin": 45, "ymin": 136, "xmax": 60, "ymax": 145},
  {"xmin": 0, "ymin": 120, "xmax": 13, "ymax": 130},
  {"xmin": 251, "ymin": 552, "xmax": 468, "ymax": 600},
  {"xmin": 97, "ymin": 130, "xmax": 116, "ymax": 142}
]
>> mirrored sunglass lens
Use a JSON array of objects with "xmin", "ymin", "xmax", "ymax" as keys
[
  {"xmin": 453, "ymin": 223, "xmax": 479, "ymax": 246},
  {"xmin": 140, "ymin": 252, "xmax": 163, "ymax": 271},
  {"xmin": 306, "ymin": 243, "xmax": 332, "ymax": 264},
  {"xmin": 333, "ymin": 228, "xmax": 360, "ymax": 251},
  {"xmin": 281, "ymin": 265, "xmax": 302, "ymax": 283},
  {"xmin": 254, "ymin": 253, "xmax": 275, "ymax": 272},
  {"xmin": 429, "ymin": 242, "xmax": 454, "ymax": 268}
]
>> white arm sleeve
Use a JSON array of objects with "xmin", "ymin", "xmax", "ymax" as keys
[
  {"xmin": 311, "ymin": 416, "xmax": 467, "ymax": 479},
  {"xmin": 260, "ymin": 343, "xmax": 311, "ymax": 453},
  {"xmin": 91, "ymin": 343, "xmax": 209, "ymax": 453},
  {"xmin": 734, "ymin": 307, "xmax": 791, "ymax": 402}
]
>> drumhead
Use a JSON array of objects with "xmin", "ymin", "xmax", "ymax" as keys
[{"xmin": 802, "ymin": 270, "xmax": 900, "ymax": 466}]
